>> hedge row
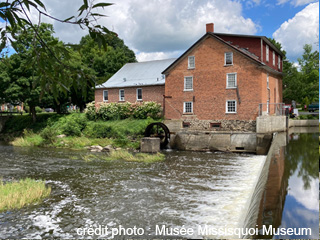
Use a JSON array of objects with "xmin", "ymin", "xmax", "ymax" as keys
[{"xmin": 85, "ymin": 101, "xmax": 162, "ymax": 121}]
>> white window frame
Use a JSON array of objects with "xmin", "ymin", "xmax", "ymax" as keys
[
  {"xmin": 226, "ymin": 100, "xmax": 237, "ymax": 113},
  {"xmin": 183, "ymin": 102, "xmax": 193, "ymax": 114},
  {"xmin": 136, "ymin": 88, "xmax": 142, "ymax": 101},
  {"xmin": 226, "ymin": 73, "xmax": 237, "ymax": 89},
  {"xmin": 119, "ymin": 89, "xmax": 125, "ymax": 101},
  {"xmin": 225, "ymin": 52, "xmax": 233, "ymax": 66},
  {"xmin": 103, "ymin": 90, "xmax": 108, "ymax": 102},
  {"xmin": 278, "ymin": 55, "xmax": 281, "ymax": 69},
  {"xmin": 188, "ymin": 56, "xmax": 195, "ymax": 69},
  {"xmin": 266, "ymin": 45, "xmax": 269, "ymax": 62},
  {"xmin": 273, "ymin": 51, "xmax": 275, "ymax": 66},
  {"xmin": 184, "ymin": 76, "xmax": 193, "ymax": 91}
]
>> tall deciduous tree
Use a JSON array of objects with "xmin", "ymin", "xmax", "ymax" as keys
[
  {"xmin": 1, "ymin": 23, "xmax": 61, "ymax": 122},
  {"xmin": 269, "ymin": 38, "xmax": 319, "ymax": 104},
  {"xmin": 0, "ymin": 0, "xmax": 113, "ymax": 103},
  {"xmin": 78, "ymin": 34, "xmax": 136, "ymax": 84}
]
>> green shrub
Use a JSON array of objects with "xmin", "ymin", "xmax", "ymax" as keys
[
  {"xmin": 85, "ymin": 101, "xmax": 162, "ymax": 121},
  {"xmin": 35, "ymin": 106, "xmax": 43, "ymax": 113},
  {"xmin": 40, "ymin": 126, "xmax": 57, "ymax": 144},
  {"xmin": 85, "ymin": 101, "xmax": 96, "ymax": 121},
  {"xmin": 83, "ymin": 122, "xmax": 112, "ymax": 138},
  {"xmin": 133, "ymin": 102, "xmax": 162, "ymax": 119},
  {"xmin": 56, "ymin": 113, "xmax": 88, "ymax": 137}
]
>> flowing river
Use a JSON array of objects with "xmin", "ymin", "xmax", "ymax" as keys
[{"xmin": 0, "ymin": 128, "xmax": 318, "ymax": 239}]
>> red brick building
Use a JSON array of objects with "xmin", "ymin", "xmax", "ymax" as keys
[
  {"xmin": 95, "ymin": 23, "xmax": 284, "ymax": 131},
  {"xmin": 95, "ymin": 59, "xmax": 176, "ymax": 107},
  {"xmin": 162, "ymin": 23, "xmax": 284, "ymax": 131}
]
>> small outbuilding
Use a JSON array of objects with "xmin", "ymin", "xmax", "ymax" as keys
[{"xmin": 95, "ymin": 58, "xmax": 176, "ymax": 107}]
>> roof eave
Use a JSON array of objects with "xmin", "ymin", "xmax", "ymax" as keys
[{"xmin": 96, "ymin": 82, "xmax": 165, "ymax": 89}]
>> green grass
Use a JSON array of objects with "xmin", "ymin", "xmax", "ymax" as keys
[
  {"xmin": 81, "ymin": 150, "xmax": 165, "ymax": 163},
  {"xmin": 0, "ymin": 178, "xmax": 51, "ymax": 212},
  {"xmin": 104, "ymin": 149, "xmax": 165, "ymax": 163},
  {"xmin": 296, "ymin": 114, "xmax": 319, "ymax": 120},
  {"xmin": 6, "ymin": 113, "xmax": 160, "ymax": 150}
]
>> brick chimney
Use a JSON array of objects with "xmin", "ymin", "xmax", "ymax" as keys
[{"xmin": 206, "ymin": 23, "xmax": 214, "ymax": 33}]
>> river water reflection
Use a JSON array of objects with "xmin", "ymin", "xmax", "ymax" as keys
[
  {"xmin": 0, "ymin": 127, "xmax": 318, "ymax": 239},
  {"xmin": 256, "ymin": 128, "xmax": 319, "ymax": 239}
]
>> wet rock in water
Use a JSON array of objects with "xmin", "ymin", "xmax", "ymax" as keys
[
  {"xmin": 102, "ymin": 145, "xmax": 113, "ymax": 152},
  {"xmin": 89, "ymin": 145, "xmax": 103, "ymax": 152}
]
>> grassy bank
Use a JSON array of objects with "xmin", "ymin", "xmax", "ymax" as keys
[
  {"xmin": 83, "ymin": 150, "xmax": 165, "ymax": 163},
  {"xmin": 2, "ymin": 113, "xmax": 159, "ymax": 150},
  {"xmin": 0, "ymin": 178, "xmax": 51, "ymax": 212}
]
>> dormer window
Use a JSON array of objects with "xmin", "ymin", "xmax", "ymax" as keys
[
  {"xmin": 278, "ymin": 55, "xmax": 281, "ymax": 69},
  {"xmin": 266, "ymin": 45, "xmax": 269, "ymax": 62},
  {"xmin": 273, "ymin": 51, "xmax": 275, "ymax": 66},
  {"xmin": 188, "ymin": 56, "xmax": 195, "ymax": 69},
  {"xmin": 225, "ymin": 52, "xmax": 233, "ymax": 65}
]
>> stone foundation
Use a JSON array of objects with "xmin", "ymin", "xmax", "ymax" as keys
[{"xmin": 179, "ymin": 119, "xmax": 256, "ymax": 132}]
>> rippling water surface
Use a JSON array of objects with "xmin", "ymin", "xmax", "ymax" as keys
[{"xmin": 0, "ymin": 145, "xmax": 265, "ymax": 239}]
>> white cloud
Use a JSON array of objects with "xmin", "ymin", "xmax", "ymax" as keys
[
  {"xmin": 136, "ymin": 51, "xmax": 181, "ymax": 62},
  {"xmin": 26, "ymin": 0, "xmax": 259, "ymax": 61},
  {"xmin": 287, "ymin": 168, "xmax": 318, "ymax": 211},
  {"xmin": 277, "ymin": 0, "xmax": 318, "ymax": 6},
  {"xmin": 272, "ymin": 2, "xmax": 319, "ymax": 61},
  {"xmin": 101, "ymin": 0, "xmax": 258, "ymax": 54}
]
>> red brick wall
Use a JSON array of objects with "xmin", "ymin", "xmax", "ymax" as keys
[
  {"xmin": 262, "ymin": 41, "xmax": 282, "ymax": 72},
  {"xmin": 95, "ymin": 85, "xmax": 165, "ymax": 106},
  {"xmin": 217, "ymin": 35, "xmax": 262, "ymax": 60},
  {"xmin": 164, "ymin": 36, "xmax": 282, "ymax": 121},
  {"xmin": 260, "ymin": 71, "xmax": 283, "ymax": 114},
  {"xmin": 217, "ymin": 35, "xmax": 282, "ymax": 72}
]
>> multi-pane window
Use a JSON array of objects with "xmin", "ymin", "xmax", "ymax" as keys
[
  {"xmin": 188, "ymin": 56, "xmax": 195, "ymax": 69},
  {"xmin": 227, "ymin": 73, "xmax": 237, "ymax": 88},
  {"xmin": 225, "ymin": 52, "xmax": 233, "ymax": 65},
  {"xmin": 226, "ymin": 100, "xmax": 237, "ymax": 113},
  {"xmin": 266, "ymin": 45, "xmax": 269, "ymax": 62},
  {"xmin": 184, "ymin": 102, "xmax": 193, "ymax": 113},
  {"xmin": 184, "ymin": 76, "xmax": 193, "ymax": 90},
  {"xmin": 119, "ymin": 89, "xmax": 125, "ymax": 101},
  {"xmin": 278, "ymin": 55, "xmax": 281, "ymax": 69},
  {"xmin": 103, "ymin": 90, "xmax": 108, "ymax": 102},
  {"xmin": 273, "ymin": 51, "xmax": 275, "ymax": 66},
  {"xmin": 137, "ymin": 88, "xmax": 142, "ymax": 100}
]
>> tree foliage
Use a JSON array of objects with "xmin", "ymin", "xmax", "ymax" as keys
[
  {"xmin": 269, "ymin": 38, "xmax": 319, "ymax": 104},
  {"xmin": 0, "ymin": 0, "xmax": 113, "ymax": 104},
  {"xmin": 78, "ymin": 34, "xmax": 136, "ymax": 84}
]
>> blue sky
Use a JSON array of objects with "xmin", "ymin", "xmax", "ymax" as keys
[{"xmin": 1, "ymin": 0, "xmax": 319, "ymax": 62}]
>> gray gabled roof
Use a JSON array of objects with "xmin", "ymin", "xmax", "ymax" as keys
[{"xmin": 97, "ymin": 58, "xmax": 177, "ymax": 89}]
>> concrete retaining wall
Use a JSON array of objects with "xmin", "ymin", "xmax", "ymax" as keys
[
  {"xmin": 289, "ymin": 119, "xmax": 318, "ymax": 128},
  {"xmin": 171, "ymin": 131, "xmax": 257, "ymax": 153},
  {"xmin": 256, "ymin": 116, "xmax": 286, "ymax": 133}
]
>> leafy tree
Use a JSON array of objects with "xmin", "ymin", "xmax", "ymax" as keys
[
  {"xmin": 297, "ymin": 44, "xmax": 319, "ymax": 103},
  {"xmin": 0, "ymin": 0, "xmax": 113, "ymax": 108},
  {"xmin": 65, "ymin": 33, "xmax": 137, "ymax": 112},
  {"xmin": 78, "ymin": 34, "xmax": 136, "ymax": 84},
  {"xmin": 1, "ymin": 23, "xmax": 61, "ymax": 122},
  {"xmin": 269, "ymin": 38, "xmax": 319, "ymax": 103}
]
